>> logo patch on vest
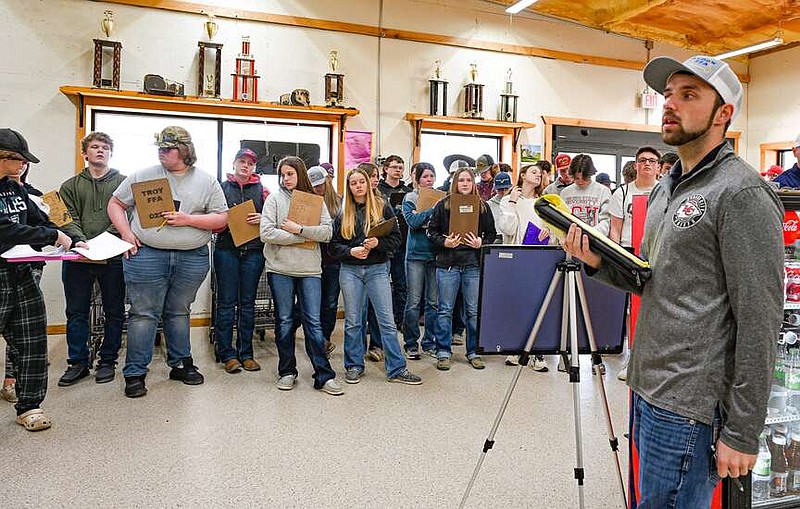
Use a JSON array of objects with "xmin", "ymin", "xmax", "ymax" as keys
[{"xmin": 673, "ymin": 194, "xmax": 707, "ymax": 229}]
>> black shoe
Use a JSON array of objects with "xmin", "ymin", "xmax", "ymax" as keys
[
  {"xmin": 95, "ymin": 364, "xmax": 116, "ymax": 384},
  {"xmin": 169, "ymin": 358, "xmax": 204, "ymax": 385},
  {"xmin": 124, "ymin": 375, "xmax": 147, "ymax": 398},
  {"xmin": 58, "ymin": 365, "xmax": 90, "ymax": 386}
]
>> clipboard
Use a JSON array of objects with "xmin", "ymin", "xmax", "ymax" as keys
[
  {"xmin": 227, "ymin": 200, "xmax": 260, "ymax": 247},
  {"xmin": 448, "ymin": 194, "xmax": 481, "ymax": 238},
  {"xmin": 366, "ymin": 217, "xmax": 397, "ymax": 238},
  {"xmin": 417, "ymin": 187, "xmax": 446, "ymax": 212},
  {"xmin": 131, "ymin": 178, "xmax": 175, "ymax": 229},
  {"xmin": 288, "ymin": 190, "xmax": 323, "ymax": 250},
  {"xmin": 41, "ymin": 191, "xmax": 73, "ymax": 227}
]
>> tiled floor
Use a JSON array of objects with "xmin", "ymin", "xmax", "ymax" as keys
[{"xmin": 0, "ymin": 325, "xmax": 631, "ymax": 508}]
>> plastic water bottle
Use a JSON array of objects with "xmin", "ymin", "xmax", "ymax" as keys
[
  {"xmin": 770, "ymin": 433, "xmax": 789, "ymax": 497},
  {"xmin": 788, "ymin": 424, "xmax": 800, "ymax": 494},
  {"xmin": 776, "ymin": 345, "xmax": 787, "ymax": 385},
  {"xmin": 753, "ymin": 428, "xmax": 772, "ymax": 501}
]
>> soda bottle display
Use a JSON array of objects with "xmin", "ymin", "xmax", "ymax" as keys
[
  {"xmin": 770, "ymin": 433, "xmax": 789, "ymax": 497},
  {"xmin": 788, "ymin": 424, "xmax": 800, "ymax": 494},
  {"xmin": 753, "ymin": 428, "xmax": 772, "ymax": 501}
]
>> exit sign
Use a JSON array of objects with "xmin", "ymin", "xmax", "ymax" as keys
[{"xmin": 641, "ymin": 91, "xmax": 660, "ymax": 110}]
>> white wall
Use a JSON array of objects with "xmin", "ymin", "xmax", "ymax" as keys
[
  {"xmin": 1, "ymin": 0, "xmax": 717, "ymax": 324},
  {"xmin": 747, "ymin": 44, "xmax": 800, "ymax": 168}
]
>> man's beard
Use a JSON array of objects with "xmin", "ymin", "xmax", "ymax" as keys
[{"xmin": 662, "ymin": 108, "xmax": 716, "ymax": 147}]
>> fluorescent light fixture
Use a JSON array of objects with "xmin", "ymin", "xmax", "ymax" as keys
[
  {"xmin": 716, "ymin": 37, "xmax": 783, "ymax": 59},
  {"xmin": 506, "ymin": 0, "xmax": 539, "ymax": 14}
]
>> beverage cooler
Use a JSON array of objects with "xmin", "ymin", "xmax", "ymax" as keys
[{"xmin": 723, "ymin": 193, "xmax": 800, "ymax": 509}]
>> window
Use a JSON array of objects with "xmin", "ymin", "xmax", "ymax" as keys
[
  {"xmin": 92, "ymin": 111, "xmax": 218, "ymax": 177},
  {"xmin": 91, "ymin": 111, "xmax": 332, "ymax": 193},
  {"xmin": 419, "ymin": 131, "xmax": 501, "ymax": 188}
]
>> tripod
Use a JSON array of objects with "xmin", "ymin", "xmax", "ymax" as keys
[{"xmin": 459, "ymin": 257, "xmax": 627, "ymax": 509}]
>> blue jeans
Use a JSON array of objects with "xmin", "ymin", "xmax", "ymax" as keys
[
  {"xmin": 388, "ymin": 249, "xmax": 407, "ymax": 327},
  {"xmin": 631, "ymin": 392, "xmax": 719, "ymax": 508},
  {"xmin": 435, "ymin": 266, "xmax": 480, "ymax": 359},
  {"xmin": 320, "ymin": 264, "xmax": 340, "ymax": 342},
  {"xmin": 122, "ymin": 245, "xmax": 209, "ymax": 377},
  {"xmin": 213, "ymin": 248, "xmax": 264, "ymax": 363},
  {"xmin": 268, "ymin": 272, "xmax": 335, "ymax": 388},
  {"xmin": 403, "ymin": 259, "xmax": 437, "ymax": 352},
  {"xmin": 62, "ymin": 258, "xmax": 125, "ymax": 367},
  {"xmin": 339, "ymin": 263, "xmax": 406, "ymax": 378}
]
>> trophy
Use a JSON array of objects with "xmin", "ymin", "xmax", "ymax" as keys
[
  {"xmin": 429, "ymin": 60, "xmax": 448, "ymax": 116},
  {"xmin": 463, "ymin": 63, "xmax": 484, "ymax": 119},
  {"xmin": 324, "ymin": 50, "xmax": 345, "ymax": 107},
  {"xmin": 499, "ymin": 68, "xmax": 519, "ymax": 122},
  {"xmin": 93, "ymin": 10, "xmax": 123, "ymax": 90},
  {"xmin": 232, "ymin": 36, "xmax": 260, "ymax": 102},
  {"xmin": 197, "ymin": 14, "xmax": 222, "ymax": 98}
]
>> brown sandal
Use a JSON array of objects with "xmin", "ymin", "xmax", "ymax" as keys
[{"xmin": 16, "ymin": 408, "xmax": 52, "ymax": 431}]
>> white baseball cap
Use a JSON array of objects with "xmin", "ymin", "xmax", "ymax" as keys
[{"xmin": 643, "ymin": 55, "xmax": 743, "ymax": 122}]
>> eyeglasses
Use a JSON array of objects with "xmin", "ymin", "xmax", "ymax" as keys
[{"xmin": 637, "ymin": 157, "xmax": 659, "ymax": 165}]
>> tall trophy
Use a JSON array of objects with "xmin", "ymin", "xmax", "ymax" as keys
[
  {"xmin": 429, "ymin": 60, "xmax": 448, "ymax": 116},
  {"xmin": 324, "ymin": 50, "xmax": 345, "ymax": 107},
  {"xmin": 93, "ymin": 10, "xmax": 122, "ymax": 90},
  {"xmin": 499, "ymin": 68, "xmax": 519, "ymax": 122},
  {"xmin": 197, "ymin": 14, "xmax": 222, "ymax": 98},
  {"xmin": 232, "ymin": 36, "xmax": 260, "ymax": 102},
  {"xmin": 463, "ymin": 63, "xmax": 484, "ymax": 119}
]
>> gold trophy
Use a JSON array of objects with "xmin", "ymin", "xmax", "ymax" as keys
[
  {"xmin": 429, "ymin": 60, "xmax": 448, "ymax": 116},
  {"xmin": 197, "ymin": 13, "xmax": 223, "ymax": 98},
  {"xmin": 93, "ymin": 10, "xmax": 123, "ymax": 90},
  {"xmin": 463, "ymin": 63, "xmax": 484, "ymax": 119},
  {"xmin": 324, "ymin": 50, "xmax": 345, "ymax": 107}
]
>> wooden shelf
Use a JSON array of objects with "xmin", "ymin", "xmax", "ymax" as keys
[
  {"xmin": 404, "ymin": 113, "xmax": 535, "ymax": 175},
  {"xmin": 60, "ymin": 86, "xmax": 359, "ymax": 124}
]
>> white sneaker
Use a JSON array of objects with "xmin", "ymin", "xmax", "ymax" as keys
[
  {"xmin": 276, "ymin": 374, "xmax": 297, "ymax": 391},
  {"xmin": 530, "ymin": 356, "xmax": 548, "ymax": 372},
  {"xmin": 505, "ymin": 355, "xmax": 519, "ymax": 366},
  {"xmin": 321, "ymin": 378, "xmax": 344, "ymax": 396},
  {"xmin": 617, "ymin": 357, "xmax": 629, "ymax": 381}
]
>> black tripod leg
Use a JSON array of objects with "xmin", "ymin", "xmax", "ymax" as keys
[
  {"xmin": 575, "ymin": 272, "xmax": 628, "ymax": 509},
  {"xmin": 459, "ymin": 271, "xmax": 563, "ymax": 509}
]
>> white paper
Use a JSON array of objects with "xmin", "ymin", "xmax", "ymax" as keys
[
  {"xmin": 71, "ymin": 232, "xmax": 134, "ymax": 261},
  {"xmin": 1, "ymin": 245, "xmax": 67, "ymax": 259}
]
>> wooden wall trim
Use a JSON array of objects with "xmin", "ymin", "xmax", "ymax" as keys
[
  {"xmin": 760, "ymin": 141, "xmax": 794, "ymax": 171},
  {"xmin": 94, "ymin": 0, "xmax": 652, "ymax": 74}
]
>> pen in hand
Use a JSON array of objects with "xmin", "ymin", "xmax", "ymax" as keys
[
  {"xmin": 156, "ymin": 218, "xmax": 168, "ymax": 232},
  {"xmin": 731, "ymin": 477, "xmax": 744, "ymax": 493}
]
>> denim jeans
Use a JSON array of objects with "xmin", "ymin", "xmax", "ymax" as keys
[
  {"xmin": 62, "ymin": 258, "xmax": 126, "ymax": 367},
  {"xmin": 403, "ymin": 259, "xmax": 437, "ymax": 352},
  {"xmin": 268, "ymin": 273, "xmax": 335, "ymax": 388},
  {"xmin": 122, "ymin": 245, "xmax": 209, "ymax": 377},
  {"xmin": 320, "ymin": 264, "xmax": 341, "ymax": 342},
  {"xmin": 362, "ymin": 301, "xmax": 382, "ymax": 350},
  {"xmin": 213, "ymin": 248, "xmax": 264, "ymax": 363},
  {"xmin": 339, "ymin": 263, "xmax": 406, "ymax": 378},
  {"xmin": 435, "ymin": 266, "xmax": 480, "ymax": 359},
  {"xmin": 388, "ymin": 249, "xmax": 407, "ymax": 327},
  {"xmin": 631, "ymin": 392, "xmax": 719, "ymax": 508}
]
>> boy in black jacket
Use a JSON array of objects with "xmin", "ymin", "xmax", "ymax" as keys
[{"xmin": 0, "ymin": 128, "xmax": 74, "ymax": 431}]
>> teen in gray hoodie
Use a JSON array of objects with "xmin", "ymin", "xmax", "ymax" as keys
[{"xmin": 260, "ymin": 156, "xmax": 342, "ymax": 396}]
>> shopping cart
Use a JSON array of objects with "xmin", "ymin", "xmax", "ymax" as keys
[
  {"xmin": 208, "ymin": 244, "xmax": 274, "ymax": 361},
  {"xmin": 88, "ymin": 281, "xmax": 164, "ymax": 365}
]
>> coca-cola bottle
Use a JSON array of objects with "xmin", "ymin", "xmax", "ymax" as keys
[
  {"xmin": 787, "ymin": 424, "xmax": 800, "ymax": 494},
  {"xmin": 753, "ymin": 428, "xmax": 772, "ymax": 501},
  {"xmin": 770, "ymin": 432, "xmax": 789, "ymax": 497}
]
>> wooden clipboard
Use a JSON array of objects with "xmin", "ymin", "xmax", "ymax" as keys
[
  {"xmin": 288, "ymin": 190, "xmax": 323, "ymax": 250},
  {"xmin": 366, "ymin": 217, "xmax": 397, "ymax": 238},
  {"xmin": 448, "ymin": 194, "xmax": 481, "ymax": 238},
  {"xmin": 131, "ymin": 178, "xmax": 175, "ymax": 229},
  {"xmin": 417, "ymin": 187, "xmax": 446, "ymax": 212},
  {"xmin": 227, "ymin": 200, "xmax": 260, "ymax": 247},
  {"xmin": 41, "ymin": 190, "xmax": 73, "ymax": 227}
]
